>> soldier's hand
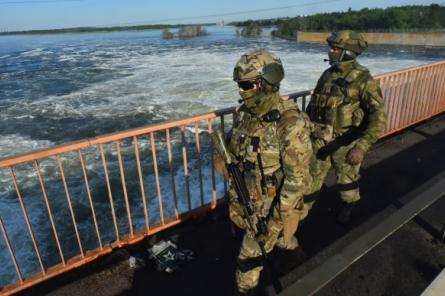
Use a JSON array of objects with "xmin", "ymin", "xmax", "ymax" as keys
[
  {"xmin": 313, "ymin": 138, "xmax": 326, "ymax": 150},
  {"xmin": 346, "ymin": 146, "xmax": 365, "ymax": 165},
  {"xmin": 213, "ymin": 153, "xmax": 229, "ymax": 180},
  {"xmin": 256, "ymin": 218, "xmax": 281, "ymax": 249}
]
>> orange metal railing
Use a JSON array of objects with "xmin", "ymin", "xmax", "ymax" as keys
[
  {"xmin": 0, "ymin": 60, "xmax": 444, "ymax": 295},
  {"xmin": 376, "ymin": 60, "xmax": 445, "ymax": 136}
]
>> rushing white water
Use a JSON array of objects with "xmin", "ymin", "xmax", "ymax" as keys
[{"xmin": 0, "ymin": 26, "xmax": 444, "ymax": 286}]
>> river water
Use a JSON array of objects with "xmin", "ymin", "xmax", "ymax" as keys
[{"xmin": 0, "ymin": 26, "xmax": 444, "ymax": 286}]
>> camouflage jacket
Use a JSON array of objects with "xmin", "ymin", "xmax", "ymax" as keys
[
  {"xmin": 227, "ymin": 93, "xmax": 312, "ymax": 215},
  {"xmin": 306, "ymin": 60, "xmax": 386, "ymax": 152}
]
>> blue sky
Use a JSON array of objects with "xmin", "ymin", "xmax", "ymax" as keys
[{"xmin": 0, "ymin": 0, "xmax": 440, "ymax": 31}]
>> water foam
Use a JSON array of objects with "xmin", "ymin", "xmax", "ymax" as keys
[{"xmin": 0, "ymin": 134, "xmax": 53, "ymax": 158}]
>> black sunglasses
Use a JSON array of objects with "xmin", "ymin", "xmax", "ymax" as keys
[{"xmin": 237, "ymin": 81, "xmax": 255, "ymax": 90}]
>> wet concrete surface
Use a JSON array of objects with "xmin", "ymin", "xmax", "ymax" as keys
[{"xmin": 18, "ymin": 114, "xmax": 445, "ymax": 296}]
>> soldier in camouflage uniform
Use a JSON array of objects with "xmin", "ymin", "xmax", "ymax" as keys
[
  {"xmin": 304, "ymin": 30, "xmax": 387, "ymax": 224},
  {"xmin": 214, "ymin": 50, "xmax": 312, "ymax": 294}
]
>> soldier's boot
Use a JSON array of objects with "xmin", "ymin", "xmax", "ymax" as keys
[
  {"xmin": 336, "ymin": 201, "xmax": 356, "ymax": 225},
  {"xmin": 274, "ymin": 246, "xmax": 306, "ymax": 276}
]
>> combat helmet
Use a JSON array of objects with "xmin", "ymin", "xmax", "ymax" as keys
[
  {"xmin": 326, "ymin": 30, "xmax": 368, "ymax": 55},
  {"xmin": 233, "ymin": 50, "xmax": 284, "ymax": 90}
]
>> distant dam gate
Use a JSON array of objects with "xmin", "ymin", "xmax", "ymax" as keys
[{"xmin": 297, "ymin": 31, "xmax": 445, "ymax": 47}]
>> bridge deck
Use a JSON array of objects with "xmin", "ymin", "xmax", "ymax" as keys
[{"xmin": 17, "ymin": 113, "xmax": 445, "ymax": 296}]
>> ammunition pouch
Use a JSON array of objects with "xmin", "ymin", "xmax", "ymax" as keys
[
  {"xmin": 352, "ymin": 108, "xmax": 364, "ymax": 127},
  {"xmin": 336, "ymin": 103, "xmax": 354, "ymax": 128},
  {"xmin": 336, "ymin": 102, "xmax": 363, "ymax": 130}
]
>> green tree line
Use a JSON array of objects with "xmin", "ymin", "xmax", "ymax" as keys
[
  {"xmin": 231, "ymin": 4, "xmax": 445, "ymax": 38},
  {"xmin": 0, "ymin": 24, "xmax": 215, "ymax": 36}
]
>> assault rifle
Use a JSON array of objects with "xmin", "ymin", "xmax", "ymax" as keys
[{"xmin": 211, "ymin": 131, "xmax": 283, "ymax": 294}]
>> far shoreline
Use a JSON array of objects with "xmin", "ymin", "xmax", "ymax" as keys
[{"xmin": 0, "ymin": 23, "xmax": 216, "ymax": 37}]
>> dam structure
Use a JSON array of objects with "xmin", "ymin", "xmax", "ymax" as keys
[
  {"xmin": 0, "ymin": 60, "xmax": 444, "ymax": 295},
  {"xmin": 296, "ymin": 31, "xmax": 445, "ymax": 47}
]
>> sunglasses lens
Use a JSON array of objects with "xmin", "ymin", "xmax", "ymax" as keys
[{"xmin": 238, "ymin": 81, "xmax": 254, "ymax": 90}]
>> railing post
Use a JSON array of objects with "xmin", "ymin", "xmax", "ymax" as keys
[
  {"xmin": 9, "ymin": 167, "xmax": 46, "ymax": 274},
  {"xmin": 133, "ymin": 136, "xmax": 151, "ymax": 230},
  {"xmin": 150, "ymin": 132, "xmax": 165, "ymax": 225},
  {"xmin": 165, "ymin": 130, "xmax": 179, "ymax": 219},
  {"xmin": 116, "ymin": 142, "xmax": 134, "ymax": 238},
  {"xmin": 402, "ymin": 70, "xmax": 416, "ymax": 128},
  {"xmin": 99, "ymin": 144, "xmax": 120, "ymax": 242},
  {"xmin": 180, "ymin": 126, "xmax": 192, "ymax": 211},
  {"xmin": 0, "ymin": 214, "xmax": 23, "ymax": 283},
  {"xmin": 220, "ymin": 115, "xmax": 228, "ymax": 194},
  {"xmin": 56, "ymin": 155, "xmax": 84, "ymax": 258},
  {"xmin": 34, "ymin": 160, "xmax": 66, "ymax": 265},
  {"xmin": 78, "ymin": 150, "xmax": 103, "ymax": 249},
  {"xmin": 409, "ymin": 68, "xmax": 424, "ymax": 123},
  {"xmin": 194, "ymin": 122, "xmax": 204, "ymax": 206},
  {"xmin": 207, "ymin": 118, "xmax": 217, "ymax": 208}
]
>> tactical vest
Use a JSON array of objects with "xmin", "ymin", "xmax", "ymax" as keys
[
  {"xmin": 308, "ymin": 65, "xmax": 368, "ymax": 134},
  {"xmin": 227, "ymin": 100, "xmax": 298, "ymax": 214}
]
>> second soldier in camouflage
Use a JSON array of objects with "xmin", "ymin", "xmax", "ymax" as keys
[{"xmin": 305, "ymin": 30, "xmax": 387, "ymax": 224}]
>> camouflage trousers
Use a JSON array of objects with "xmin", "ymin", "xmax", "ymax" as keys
[
  {"xmin": 230, "ymin": 197, "xmax": 304, "ymax": 293},
  {"xmin": 302, "ymin": 138, "xmax": 361, "ymax": 220}
]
